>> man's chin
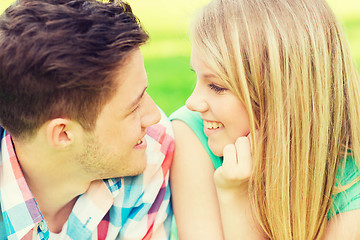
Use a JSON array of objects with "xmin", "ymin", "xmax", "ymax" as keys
[
  {"xmin": 113, "ymin": 156, "xmax": 147, "ymax": 178},
  {"xmin": 100, "ymin": 167, "xmax": 146, "ymax": 180},
  {"xmin": 126, "ymin": 161, "xmax": 147, "ymax": 177}
]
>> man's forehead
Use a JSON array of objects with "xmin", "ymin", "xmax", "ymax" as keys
[{"xmin": 108, "ymin": 49, "xmax": 148, "ymax": 109}]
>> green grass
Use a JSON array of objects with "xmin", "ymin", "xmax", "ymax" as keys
[
  {"xmin": 144, "ymin": 56, "xmax": 195, "ymax": 115},
  {"xmin": 1, "ymin": 0, "xmax": 359, "ymax": 116}
]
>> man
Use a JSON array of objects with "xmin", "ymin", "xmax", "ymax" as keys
[{"xmin": 0, "ymin": 0, "xmax": 174, "ymax": 239}]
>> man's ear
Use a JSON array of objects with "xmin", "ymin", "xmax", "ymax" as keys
[{"xmin": 45, "ymin": 118, "xmax": 75, "ymax": 149}]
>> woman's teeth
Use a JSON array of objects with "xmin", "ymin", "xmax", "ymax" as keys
[
  {"xmin": 204, "ymin": 121, "xmax": 224, "ymax": 129},
  {"xmin": 137, "ymin": 139, "xmax": 143, "ymax": 145}
]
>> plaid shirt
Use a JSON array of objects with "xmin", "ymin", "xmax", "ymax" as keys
[{"xmin": 0, "ymin": 112, "xmax": 174, "ymax": 240}]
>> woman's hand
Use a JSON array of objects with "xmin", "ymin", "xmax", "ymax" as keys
[
  {"xmin": 214, "ymin": 135, "xmax": 253, "ymax": 192},
  {"xmin": 214, "ymin": 134, "xmax": 265, "ymax": 239}
]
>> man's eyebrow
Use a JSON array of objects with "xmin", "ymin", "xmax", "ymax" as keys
[{"xmin": 127, "ymin": 86, "xmax": 147, "ymax": 110}]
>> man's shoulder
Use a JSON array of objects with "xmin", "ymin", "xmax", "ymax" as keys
[
  {"xmin": 143, "ymin": 108, "xmax": 174, "ymax": 180},
  {"xmin": 146, "ymin": 107, "xmax": 174, "ymax": 149}
]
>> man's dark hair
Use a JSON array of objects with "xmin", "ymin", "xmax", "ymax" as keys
[{"xmin": 0, "ymin": 0, "xmax": 149, "ymax": 138}]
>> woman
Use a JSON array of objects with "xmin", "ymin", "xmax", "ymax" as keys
[{"xmin": 170, "ymin": 0, "xmax": 360, "ymax": 239}]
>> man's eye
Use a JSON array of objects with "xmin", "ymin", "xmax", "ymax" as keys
[
  {"xmin": 131, "ymin": 105, "xmax": 140, "ymax": 113},
  {"xmin": 208, "ymin": 83, "xmax": 227, "ymax": 93}
]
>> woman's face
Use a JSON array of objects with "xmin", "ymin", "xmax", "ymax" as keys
[{"xmin": 186, "ymin": 46, "xmax": 251, "ymax": 156}]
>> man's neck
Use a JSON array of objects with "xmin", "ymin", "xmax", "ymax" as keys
[
  {"xmin": 39, "ymin": 196, "xmax": 78, "ymax": 233},
  {"xmin": 26, "ymin": 177, "xmax": 86, "ymax": 233},
  {"xmin": 12, "ymin": 138, "xmax": 92, "ymax": 233}
]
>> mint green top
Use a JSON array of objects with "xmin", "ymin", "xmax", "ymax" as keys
[{"xmin": 170, "ymin": 106, "xmax": 360, "ymax": 220}]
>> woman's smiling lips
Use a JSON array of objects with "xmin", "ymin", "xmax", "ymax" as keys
[{"xmin": 203, "ymin": 119, "xmax": 224, "ymax": 137}]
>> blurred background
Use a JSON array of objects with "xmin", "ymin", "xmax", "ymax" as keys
[{"xmin": 1, "ymin": 0, "xmax": 359, "ymax": 116}]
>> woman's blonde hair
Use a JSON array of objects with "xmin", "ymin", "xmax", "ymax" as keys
[{"xmin": 191, "ymin": 0, "xmax": 360, "ymax": 238}]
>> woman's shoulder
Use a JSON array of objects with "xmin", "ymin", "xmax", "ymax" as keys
[
  {"xmin": 170, "ymin": 106, "xmax": 202, "ymax": 124},
  {"xmin": 336, "ymin": 154, "xmax": 360, "ymax": 186},
  {"xmin": 329, "ymin": 155, "xmax": 360, "ymax": 219},
  {"xmin": 170, "ymin": 106, "xmax": 223, "ymax": 169},
  {"xmin": 169, "ymin": 106, "xmax": 205, "ymax": 141}
]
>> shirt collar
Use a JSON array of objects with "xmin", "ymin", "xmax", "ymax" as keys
[
  {"xmin": 0, "ymin": 130, "xmax": 44, "ymax": 240},
  {"xmin": 0, "ymin": 129, "xmax": 119, "ymax": 239}
]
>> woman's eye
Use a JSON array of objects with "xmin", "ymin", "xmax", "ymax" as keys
[{"xmin": 208, "ymin": 83, "xmax": 227, "ymax": 93}]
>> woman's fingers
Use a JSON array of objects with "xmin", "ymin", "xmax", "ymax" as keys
[
  {"xmin": 235, "ymin": 137, "xmax": 252, "ymax": 178},
  {"xmin": 214, "ymin": 136, "xmax": 252, "ymax": 190},
  {"xmin": 223, "ymin": 143, "xmax": 238, "ymax": 166}
]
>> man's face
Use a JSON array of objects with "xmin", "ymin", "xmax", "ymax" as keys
[{"xmin": 75, "ymin": 49, "xmax": 161, "ymax": 179}]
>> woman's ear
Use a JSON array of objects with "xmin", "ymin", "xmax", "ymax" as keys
[{"xmin": 45, "ymin": 118, "xmax": 74, "ymax": 149}]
